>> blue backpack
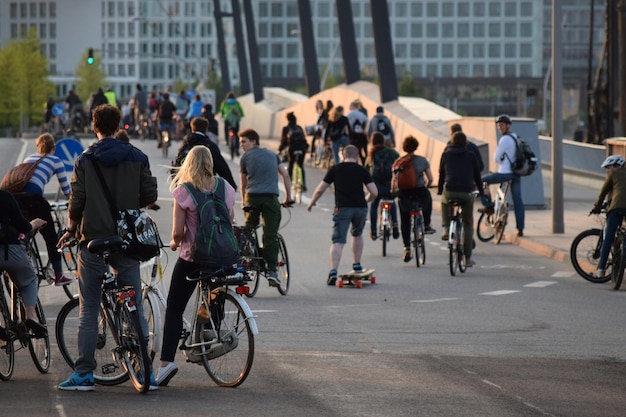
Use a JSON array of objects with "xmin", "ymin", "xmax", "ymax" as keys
[{"xmin": 183, "ymin": 179, "xmax": 240, "ymax": 267}]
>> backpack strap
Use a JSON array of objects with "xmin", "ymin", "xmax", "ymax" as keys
[
  {"xmin": 182, "ymin": 178, "xmax": 226, "ymax": 207},
  {"xmin": 501, "ymin": 133, "xmax": 518, "ymax": 165}
]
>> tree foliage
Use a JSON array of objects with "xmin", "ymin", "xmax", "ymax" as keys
[
  {"xmin": 0, "ymin": 31, "xmax": 54, "ymax": 129},
  {"xmin": 75, "ymin": 49, "xmax": 107, "ymax": 103},
  {"xmin": 398, "ymin": 71, "xmax": 419, "ymax": 97}
]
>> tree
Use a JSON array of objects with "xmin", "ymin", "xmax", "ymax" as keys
[
  {"xmin": 398, "ymin": 71, "xmax": 419, "ymax": 97},
  {"xmin": 75, "ymin": 49, "xmax": 106, "ymax": 103},
  {"xmin": 0, "ymin": 30, "xmax": 54, "ymax": 129}
]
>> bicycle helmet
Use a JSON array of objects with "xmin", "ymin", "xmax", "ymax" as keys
[
  {"xmin": 495, "ymin": 114, "xmax": 512, "ymax": 124},
  {"xmin": 601, "ymin": 154, "xmax": 625, "ymax": 168}
]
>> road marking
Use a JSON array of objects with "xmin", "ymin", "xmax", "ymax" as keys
[
  {"xmin": 551, "ymin": 271, "xmax": 576, "ymax": 277},
  {"xmin": 481, "ymin": 264, "xmax": 545, "ymax": 269},
  {"xmin": 524, "ymin": 281, "xmax": 557, "ymax": 288},
  {"xmin": 251, "ymin": 309, "xmax": 277, "ymax": 313},
  {"xmin": 411, "ymin": 297, "xmax": 461, "ymax": 303},
  {"xmin": 479, "ymin": 290, "xmax": 520, "ymax": 295}
]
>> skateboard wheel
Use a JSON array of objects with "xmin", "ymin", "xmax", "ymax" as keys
[
  {"xmin": 337, "ymin": 280, "xmax": 343, "ymax": 288},
  {"xmin": 370, "ymin": 276, "xmax": 376, "ymax": 284},
  {"xmin": 355, "ymin": 281, "xmax": 363, "ymax": 289}
]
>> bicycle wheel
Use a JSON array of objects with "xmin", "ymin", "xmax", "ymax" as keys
[
  {"xmin": 239, "ymin": 232, "xmax": 260, "ymax": 298},
  {"xmin": 56, "ymin": 298, "xmax": 129, "ymax": 385},
  {"xmin": 449, "ymin": 221, "xmax": 458, "ymax": 276},
  {"xmin": 382, "ymin": 224, "xmax": 389, "ymax": 257},
  {"xmin": 276, "ymin": 234, "xmax": 290, "ymax": 295},
  {"xmin": 197, "ymin": 291, "xmax": 254, "ymax": 387},
  {"xmin": 476, "ymin": 213, "xmax": 495, "ymax": 242},
  {"xmin": 570, "ymin": 228, "xmax": 611, "ymax": 283},
  {"xmin": 142, "ymin": 289, "xmax": 161, "ymax": 361},
  {"xmin": 59, "ymin": 240, "xmax": 79, "ymax": 299},
  {"xmin": 458, "ymin": 222, "xmax": 467, "ymax": 273},
  {"xmin": 162, "ymin": 131, "xmax": 169, "ymax": 158},
  {"xmin": 117, "ymin": 303, "xmax": 151, "ymax": 393},
  {"xmin": 0, "ymin": 279, "xmax": 15, "ymax": 381},
  {"xmin": 414, "ymin": 216, "xmax": 426, "ymax": 267},
  {"xmin": 29, "ymin": 238, "xmax": 54, "ymax": 287},
  {"xmin": 494, "ymin": 204, "xmax": 508, "ymax": 245},
  {"xmin": 28, "ymin": 298, "xmax": 51, "ymax": 373},
  {"xmin": 293, "ymin": 164, "xmax": 303, "ymax": 205}
]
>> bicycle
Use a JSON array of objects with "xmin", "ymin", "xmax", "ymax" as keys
[
  {"xmin": 159, "ymin": 122, "xmax": 173, "ymax": 159},
  {"xmin": 609, "ymin": 222, "xmax": 626, "ymax": 290},
  {"xmin": 234, "ymin": 204, "xmax": 292, "ymax": 297},
  {"xmin": 228, "ymin": 127, "xmax": 239, "ymax": 160},
  {"xmin": 570, "ymin": 206, "xmax": 613, "ymax": 283},
  {"xmin": 27, "ymin": 202, "xmax": 79, "ymax": 300},
  {"xmin": 378, "ymin": 198, "xmax": 394, "ymax": 257},
  {"xmin": 409, "ymin": 201, "xmax": 426, "ymax": 267},
  {"xmin": 0, "ymin": 269, "xmax": 51, "ymax": 380},
  {"xmin": 55, "ymin": 235, "xmax": 152, "ymax": 393},
  {"xmin": 448, "ymin": 200, "xmax": 467, "ymax": 276},
  {"xmin": 292, "ymin": 150, "xmax": 305, "ymax": 205},
  {"xmin": 476, "ymin": 180, "xmax": 511, "ymax": 244},
  {"xmin": 141, "ymin": 255, "xmax": 257, "ymax": 387}
]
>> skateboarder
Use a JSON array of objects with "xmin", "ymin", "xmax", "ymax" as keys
[{"xmin": 307, "ymin": 145, "xmax": 378, "ymax": 285}]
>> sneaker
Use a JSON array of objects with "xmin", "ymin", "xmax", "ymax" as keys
[
  {"xmin": 267, "ymin": 271, "xmax": 281, "ymax": 287},
  {"xmin": 149, "ymin": 374, "xmax": 159, "ymax": 391},
  {"xmin": 369, "ymin": 232, "xmax": 377, "ymax": 241},
  {"xmin": 352, "ymin": 263, "xmax": 363, "ymax": 273},
  {"xmin": 595, "ymin": 268, "xmax": 607, "ymax": 278},
  {"xmin": 392, "ymin": 225, "xmax": 400, "ymax": 239},
  {"xmin": 25, "ymin": 319, "xmax": 47, "ymax": 338},
  {"xmin": 55, "ymin": 273, "xmax": 74, "ymax": 286},
  {"xmin": 466, "ymin": 257, "xmax": 476, "ymax": 267},
  {"xmin": 58, "ymin": 372, "xmax": 95, "ymax": 391},
  {"xmin": 327, "ymin": 270, "xmax": 338, "ymax": 286},
  {"xmin": 424, "ymin": 226, "xmax": 436, "ymax": 235},
  {"xmin": 403, "ymin": 247, "xmax": 412, "ymax": 263},
  {"xmin": 156, "ymin": 362, "xmax": 178, "ymax": 387},
  {"xmin": 478, "ymin": 206, "xmax": 494, "ymax": 215}
]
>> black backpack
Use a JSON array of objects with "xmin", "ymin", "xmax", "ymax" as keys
[
  {"xmin": 288, "ymin": 125, "xmax": 308, "ymax": 151},
  {"xmin": 377, "ymin": 117, "xmax": 391, "ymax": 137},
  {"xmin": 508, "ymin": 133, "xmax": 538, "ymax": 176},
  {"xmin": 183, "ymin": 179, "xmax": 240, "ymax": 266},
  {"xmin": 371, "ymin": 149, "xmax": 394, "ymax": 184}
]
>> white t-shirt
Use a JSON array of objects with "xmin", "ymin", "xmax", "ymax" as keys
[{"xmin": 493, "ymin": 133, "xmax": 517, "ymax": 174}]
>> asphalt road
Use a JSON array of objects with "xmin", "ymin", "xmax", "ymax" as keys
[{"xmin": 1, "ymin": 135, "xmax": 625, "ymax": 417}]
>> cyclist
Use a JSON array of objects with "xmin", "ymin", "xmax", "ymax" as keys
[
  {"xmin": 394, "ymin": 136, "xmax": 436, "ymax": 263},
  {"xmin": 324, "ymin": 105, "xmax": 351, "ymax": 165},
  {"xmin": 15, "ymin": 133, "xmax": 74, "ymax": 286},
  {"xmin": 278, "ymin": 112, "xmax": 308, "ymax": 191},
  {"xmin": 0, "ymin": 189, "xmax": 48, "ymax": 339},
  {"xmin": 365, "ymin": 132, "xmax": 399, "ymax": 241},
  {"xmin": 155, "ymin": 92, "xmax": 177, "ymax": 149},
  {"xmin": 438, "ymin": 132, "xmax": 485, "ymax": 267},
  {"xmin": 478, "ymin": 114, "xmax": 525, "ymax": 237},
  {"xmin": 57, "ymin": 104, "xmax": 158, "ymax": 391},
  {"xmin": 131, "ymin": 84, "xmax": 149, "ymax": 133},
  {"xmin": 590, "ymin": 154, "xmax": 626, "ymax": 278},
  {"xmin": 157, "ymin": 145, "xmax": 237, "ymax": 386},
  {"xmin": 220, "ymin": 92, "xmax": 244, "ymax": 147},
  {"xmin": 307, "ymin": 145, "xmax": 378, "ymax": 285},
  {"xmin": 239, "ymin": 128, "xmax": 292, "ymax": 287}
]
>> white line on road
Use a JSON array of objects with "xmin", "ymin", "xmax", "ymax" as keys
[
  {"xmin": 551, "ymin": 271, "xmax": 576, "ymax": 277},
  {"xmin": 479, "ymin": 290, "xmax": 520, "ymax": 295},
  {"xmin": 411, "ymin": 297, "xmax": 461, "ymax": 303},
  {"xmin": 524, "ymin": 281, "xmax": 557, "ymax": 288}
]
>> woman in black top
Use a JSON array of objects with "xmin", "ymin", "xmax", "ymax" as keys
[{"xmin": 324, "ymin": 105, "xmax": 352, "ymax": 165}]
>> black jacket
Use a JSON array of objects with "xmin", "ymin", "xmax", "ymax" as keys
[
  {"xmin": 173, "ymin": 132, "xmax": 237, "ymax": 190},
  {"xmin": 438, "ymin": 145, "xmax": 484, "ymax": 195}
]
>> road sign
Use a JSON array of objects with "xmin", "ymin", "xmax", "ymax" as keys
[
  {"xmin": 54, "ymin": 138, "xmax": 84, "ymax": 172},
  {"xmin": 52, "ymin": 103, "xmax": 65, "ymax": 117}
]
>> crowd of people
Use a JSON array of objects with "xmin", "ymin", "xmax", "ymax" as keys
[{"xmin": 2, "ymin": 90, "xmax": 530, "ymax": 391}]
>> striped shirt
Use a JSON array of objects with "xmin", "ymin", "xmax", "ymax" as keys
[{"xmin": 21, "ymin": 153, "xmax": 71, "ymax": 198}]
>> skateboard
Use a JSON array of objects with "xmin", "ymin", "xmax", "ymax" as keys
[{"xmin": 337, "ymin": 269, "xmax": 376, "ymax": 288}]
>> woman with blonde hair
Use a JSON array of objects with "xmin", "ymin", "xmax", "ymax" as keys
[
  {"xmin": 323, "ymin": 105, "xmax": 351, "ymax": 164},
  {"xmin": 156, "ymin": 145, "xmax": 236, "ymax": 386},
  {"xmin": 15, "ymin": 133, "xmax": 73, "ymax": 286}
]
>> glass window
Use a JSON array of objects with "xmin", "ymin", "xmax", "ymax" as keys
[
  {"xmin": 519, "ymin": 63, "xmax": 532, "ymax": 77},
  {"xmin": 129, "ymin": 22, "xmax": 135, "ymax": 37},
  {"xmin": 10, "ymin": 23, "xmax": 18, "ymax": 38},
  {"xmin": 504, "ymin": 2, "xmax": 516, "ymax": 17},
  {"xmin": 425, "ymin": 64, "xmax": 437, "ymax": 77},
  {"xmin": 108, "ymin": 64, "xmax": 115, "ymax": 76},
  {"xmin": 520, "ymin": 43, "xmax": 532, "ymax": 58},
  {"xmin": 410, "ymin": 64, "xmax": 422, "ymax": 77},
  {"xmin": 426, "ymin": 2, "xmax": 438, "ymax": 17},
  {"xmin": 20, "ymin": 23, "xmax": 27, "ymax": 37},
  {"xmin": 442, "ymin": 23, "xmax": 454, "ymax": 38},
  {"xmin": 488, "ymin": 43, "xmax": 500, "ymax": 58},
  {"xmin": 271, "ymin": 63, "xmax": 282, "ymax": 78},
  {"xmin": 119, "ymin": 22, "xmax": 125, "ymax": 37},
  {"xmin": 287, "ymin": 63, "xmax": 299, "ymax": 78},
  {"xmin": 472, "ymin": 63, "xmax": 484, "ymax": 77},
  {"xmin": 442, "ymin": 2, "xmax": 454, "ymax": 17},
  {"xmin": 396, "ymin": 23, "xmax": 408, "ymax": 38},
  {"xmin": 426, "ymin": 23, "xmax": 438, "ymax": 38},
  {"xmin": 442, "ymin": 64, "xmax": 453, "ymax": 77},
  {"xmin": 488, "ymin": 64, "xmax": 500, "ymax": 76},
  {"xmin": 39, "ymin": 2, "xmax": 46, "ymax": 17},
  {"xmin": 364, "ymin": 22, "xmax": 373, "ymax": 37},
  {"xmin": 504, "ymin": 43, "xmax": 516, "ymax": 58},
  {"xmin": 20, "ymin": 3, "xmax": 27, "ymax": 18},
  {"xmin": 410, "ymin": 2, "xmax": 422, "ymax": 17},
  {"xmin": 49, "ymin": 2, "xmax": 55, "ymax": 17},
  {"xmin": 109, "ymin": 22, "xmax": 115, "ymax": 37},
  {"xmin": 426, "ymin": 43, "xmax": 438, "ymax": 58},
  {"xmin": 457, "ymin": 43, "xmax": 469, "ymax": 58},
  {"xmin": 10, "ymin": 3, "xmax": 17, "ymax": 19},
  {"xmin": 520, "ymin": 23, "xmax": 532, "ymax": 37},
  {"xmin": 259, "ymin": 23, "xmax": 268, "ymax": 38},
  {"xmin": 271, "ymin": 2, "xmax": 283, "ymax": 16},
  {"xmin": 473, "ymin": 23, "xmax": 485, "ymax": 37},
  {"xmin": 108, "ymin": 1, "xmax": 114, "ymax": 17},
  {"xmin": 410, "ymin": 23, "xmax": 422, "ymax": 37},
  {"xmin": 118, "ymin": 64, "xmax": 125, "ymax": 76},
  {"xmin": 505, "ymin": 24, "xmax": 516, "ymax": 38},
  {"xmin": 128, "ymin": 1, "xmax": 135, "ymax": 17},
  {"xmin": 118, "ymin": 43, "xmax": 125, "ymax": 58},
  {"xmin": 30, "ymin": 2, "xmax": 37, "ymax": 18},
  {"xmin": 50, "ymin": 43, "xmax": 56, "ymax": 59},
  {"xmin": 118, "ymin": 1, "xmax": 124, "ymax": 17},
  {"xmin": 39, "ymin": 23, "xmax": 46, "ymax": 38},
  {"xmin": 458, "ymin": 63, "xmax": 470, "ymax": 77},
  {"xmin": 128, "ymin": 43, "xmax": 135, "ymax": 57},
  {"xmin": 520, "ymin": 2, "xmax": 532, "ymax": 17},
  {"xmin": 458, "ymin": 2, "xmax": 470, "ymax": 17},
  {"xmin": 489, "ymin": 2, "xmax": 501, "ymax": 17},
  {"xmin": 395, "ymin": 43, "xmax": 407, "ymax": 59},
  {"xmin": 40, "ymin": 43, "xmax": 46, "ymax": 56},
  {"xmin": 473, "ymin": 2, "xmax": 485, "ymax": 17},
  {"xmin": 50, "ymin": 22, "xmax": 56, "ymax": 38},
  {"xmin": 411, "ymin": 43, "xmax": 422, "ymax": 58},
  {"xmin": 259, "ymin": 43, "xmax": 267, "ymax": 58},
  {"xmin": 473, "ymin": 43, "xmax": 485, "ymax": 58},
  {"xmin": 287, "ymin": 42, "xmax": 298, "ymax": 58},
  {"xmin": 272, "ymin": 43, "xmax": 283, "ymax": 58},
  {"xmin": 458, "ymin": 23, "xmax": 469, "ymax": 38},
  {"xmin": 489, "ymin": 23, "xmax": 500, "ymax": 37},
  {"xmin": 442, "ymin": 44, "xmax": 453, "ymax": 58},
  {"xmin": 318, "ymin": 22, "xmax": 330, "ymax": 37},
  {"xmin": 271, "ymin": 23, "xmax": 283, "ymax": 37},
  {"xmin": 504, "ymin": 63, "xmax": 516, "ymax": 76}
]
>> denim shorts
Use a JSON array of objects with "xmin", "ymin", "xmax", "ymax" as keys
[{"xmin": 331, "ymin": 207, "xmax": 368, "ymax": 244}]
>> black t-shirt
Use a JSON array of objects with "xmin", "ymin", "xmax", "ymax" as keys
[{"xmin": 323, "ymin": 162, "xmax": 373, "ymax": 208}]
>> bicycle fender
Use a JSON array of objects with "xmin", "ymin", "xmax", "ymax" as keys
[{"xmin": 226, "ymin": 289, "xmax": 259, "ymax": 336}]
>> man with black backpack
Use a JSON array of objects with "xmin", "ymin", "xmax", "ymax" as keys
[
  {"xmin": 279, "ymin": 112, "xmax": 308, "ymax": 191},
  {"xmin": 478, "ymin": 114, "xmax": 525, "ymax": 237},
  {"xmin": 368, "ymin": 106, "xmax": 395, "ymax": 148}
]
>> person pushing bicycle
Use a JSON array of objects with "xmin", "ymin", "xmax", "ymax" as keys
[{"xmin": 278, "ymin": 112, "xmax": 308, "ymax": 191}]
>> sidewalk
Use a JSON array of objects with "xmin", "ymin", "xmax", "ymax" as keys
[{"xmin": 430, "ymin": 169, "xmax": 603, "ymax": 264}]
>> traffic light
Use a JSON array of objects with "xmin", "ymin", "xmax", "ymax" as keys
[{"xmin": 87, "ymin": 48, "xmax": 94, "ymax": 65}]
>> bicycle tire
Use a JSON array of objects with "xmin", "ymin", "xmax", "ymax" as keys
[
  {"xmin": 276, "ymin": 234, "xmax": 290, "ymax": 295},
  {"xmin": 0, "ymin": 277, "xmax": 15, "ymax": 381},
  {"xmin": 117, "ymin": 303, "xmax": 151, "ymax": 393},
  {"xmin": 28, "ymin": 298, "xmax": 51, "ymax": 373},
  {"xmin": 198, "ymin": 291, "xmax": 254, "ymax": 387},
  {"xmin": 449, "ymin": 221, "xmax": 458, "ymax": 276},
  {"xmin": 59, "ymin": 236, "xmax": 79, "ymax": 300},
  {"xmin": 415, "ymin": 216, "xmax": 426, "ymax": 267},
  {"xmin": 569, "ymin": 228, "xmax": 611, "ymax": 283},
  {"xmin": 494, "ymin": 204, "xmax": 508, "ymax": 245},
  {"xmin": 476, "ymin": 212, "xmax": 495, "ymax": 242},
  {"xmin": 29, "ymin": 238, "xmax": 54, "ymax": 287},
  {"xmin": 457, "ymin": 222, "xmax": 467, "ymax": 274},
  {"xmin": 56, "ymin": 298, "xmax": 129, "ymax": 385},
  {"xmin": 239, "ymin": 231, "xmax": 260, "ymax": 298},
  {"xmin": 293, "ymin": 163, "xmax": 303, "ymax": 205},
  {"xmin": 142, "ymin": 289, "xmax": 161, "ymax": 361},
  {"xmin": 382, "ymin": 224, "xmax": 389, "ymax": 257}
]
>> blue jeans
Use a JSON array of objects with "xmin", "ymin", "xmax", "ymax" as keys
[
  {"xmin": 481, "ymin": 172, "xmax": 525, "ymax": 231},
  {"xmin": 331, "ymin": 135, "xmax": 349, "ymax": 165},
  {"xmin": 598, "ymin": 208, "xmax": 626, "ymax": 270},
  {"xmin": 370, "ymin": 184, "xmax": 398, "ymax": 235},
  {"xmin": 74, "ymin": 248, "xmax": 148, "ymax": 375}
]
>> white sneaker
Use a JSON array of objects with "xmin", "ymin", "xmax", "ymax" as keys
[
  {"xmin": 156, "ymin": 362, "xmax": 178, "ymax": 387},
  {"xmin": 595, "ymin": 268, "xmax": 607, "ymax": 278}
]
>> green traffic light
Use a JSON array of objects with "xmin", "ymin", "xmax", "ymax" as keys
[
  {"xmin": 87, "ymin": 57, "xmax": 94, "ymax": 65},
  {"xmin": 87, "ymin": 48, "xmax": 94, "ymax": 65}
]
